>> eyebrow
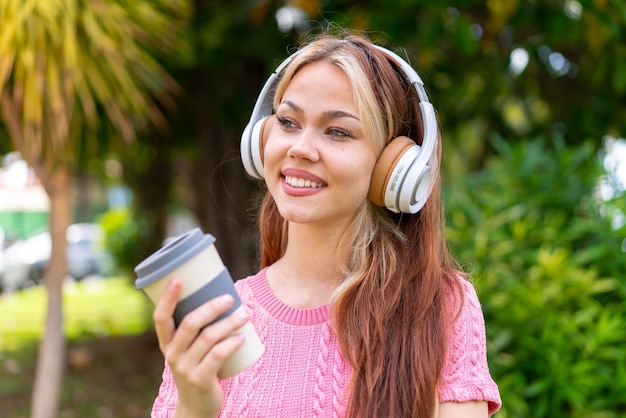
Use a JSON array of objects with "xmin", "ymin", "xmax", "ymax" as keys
[{"xmin": 279, "ymin": 100, "xmax": 360, "ymax": 121}]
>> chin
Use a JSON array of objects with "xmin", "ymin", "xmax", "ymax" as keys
[{"xmin": 277, "ymin": 207, "xmax": 316, "ymax": 224}]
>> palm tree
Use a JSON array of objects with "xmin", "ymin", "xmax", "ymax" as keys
[{"xmin": 0, "ymin": 1, "xmax": 190, "ymax": 416}]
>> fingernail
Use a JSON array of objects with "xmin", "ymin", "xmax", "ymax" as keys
[
  {"xmin": 237, "ymin": 310, "xmax": 249, "ymax": 321},
  {"xmin": 167, "ymin": 279, "xmax": 181, "ymax": 291},
  {"xmin": 220, "ymin": 294, "xmax": 234, "ymax": 304}
]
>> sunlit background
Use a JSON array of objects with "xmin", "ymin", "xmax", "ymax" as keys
[{"xmin": 1, "ymin": 0, "xmax": 625, "ymax": 417}]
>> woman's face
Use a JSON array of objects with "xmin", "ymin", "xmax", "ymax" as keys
[{"xmin": 263, "ymin": 61, "xmax": 378, "ymax": 231}]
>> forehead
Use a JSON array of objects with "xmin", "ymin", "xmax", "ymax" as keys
[{"xmin": 280, "ymin": 61, "xmax": 357, "ymax": 110}]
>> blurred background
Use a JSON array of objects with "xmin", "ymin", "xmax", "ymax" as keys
[{"xmin": 0, "ymin": 0, "xmax": 625, "ymax": 417}]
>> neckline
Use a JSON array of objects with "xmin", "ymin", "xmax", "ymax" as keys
[{"xmin": 248, "ymin": 268, "xmax": 329, "ymax": 325}]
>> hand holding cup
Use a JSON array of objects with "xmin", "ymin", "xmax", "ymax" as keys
[{"xmin": 134, "ymin": 228, "xmax": 264, "ymax": 378}]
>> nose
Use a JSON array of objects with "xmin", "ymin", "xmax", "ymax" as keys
[{"xmin": 286, "ymin": 129, "xmax": 320, "ymax": 162}]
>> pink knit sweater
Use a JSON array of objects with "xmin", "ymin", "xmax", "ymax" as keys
[{"xmin": 151, "ymin": 269, "xmax": 502, "ymax": 417}]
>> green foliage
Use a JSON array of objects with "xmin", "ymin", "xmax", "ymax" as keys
[
  {"xmin": 445, "ymin": 137, "xmax": 626, "ymax": 416},
  {"xmin": 0, "ymin": 278, "xmax": 150, "ymax": 351},
  {"xmin": 98, "ymin": 209, "xmax": 146, "ymax": 280},
  {"xmin": 315, "ymin": 0, "xmax": 626, "ymax": 165}
]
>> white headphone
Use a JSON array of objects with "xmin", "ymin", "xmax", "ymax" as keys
[{"xmin": 240, "ymin": 42, "xmax": 439, "ymax": 214}]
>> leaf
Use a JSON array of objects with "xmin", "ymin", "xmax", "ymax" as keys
[{"xmin": 612, "ymin": 47, "xmax": 626, "ymax": 94}]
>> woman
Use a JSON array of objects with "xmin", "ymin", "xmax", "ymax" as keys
[{"xmin": 151, "ymin": 32, "xmax": 501, "ymax": 418}]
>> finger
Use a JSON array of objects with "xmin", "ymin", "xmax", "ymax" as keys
[
  {"xmin": 180, "ymin": 308, "xmax": 250, "ymax": 369},
  {"xmin": 166, "ymin": 294, "xmax": 236, "ymax": 357},
  {"xmin": 153, "ymin": 278, "xmax": 182, "ymax": 350},
  {"xmin": 196, "ymin": 333, "xmax": 246, "ymax": 378}
]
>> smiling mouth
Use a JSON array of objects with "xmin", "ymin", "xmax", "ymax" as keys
[{"xmin": 284, "ymin": 175, "xmax": 327, "ymax": 189}]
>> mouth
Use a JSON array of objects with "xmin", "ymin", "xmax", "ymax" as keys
[{"xmin": 284, "ymin": 175, "xmax": 327, "ymax": 189}]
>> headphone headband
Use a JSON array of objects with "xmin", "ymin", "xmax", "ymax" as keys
[{"xmin": 240, "ymin": 40, "xmax": 439, "ymax": 214}]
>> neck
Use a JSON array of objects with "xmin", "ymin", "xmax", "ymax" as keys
[{"xmin": 266, "ymin": 222, "xmax": 346, "ymax": 308}]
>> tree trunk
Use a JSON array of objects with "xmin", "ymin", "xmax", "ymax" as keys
[
  {"xmin": 30, "ymin": 167, "xmax": 72, "ymax": 418},
  {"xmin": 126, "ymin": 130, "xmax": 172, "ymax": 263},
  {"xmin": 2, "ymin": 86, "xmax": 70, "ymax": 418},
  {"xmin": 187, "ymin": 67, "xmax": 258, "ymax": 279}
]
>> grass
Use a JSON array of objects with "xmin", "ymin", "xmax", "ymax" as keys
[
  {"xmin": 0, "ymin": 277, "xmax": 151, "ymax": 351},
  {"xmin": 0, "ymin": 278, "xmax": 164, "ymax": 417}
]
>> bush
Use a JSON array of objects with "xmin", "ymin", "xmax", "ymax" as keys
[
  {"xmin": 445, "ymin": 136, "xmax": 626, "ymax": 417},
  {"xmin": 98, "ymin": 209, "xmax": 145, "ymax": 280}
]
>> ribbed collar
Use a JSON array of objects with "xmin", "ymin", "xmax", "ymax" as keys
[{"xmin": 248, "ymin": 268, "xmax": 329, "ymax": 326}]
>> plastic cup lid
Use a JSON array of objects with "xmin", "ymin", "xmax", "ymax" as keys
[{"xmin": 134, "ymin": 228, "xmax": 215, "ymax": 289}]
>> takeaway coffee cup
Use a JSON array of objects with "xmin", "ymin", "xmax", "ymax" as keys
[{"xmin": 134, "ymin": 228, "xmax": 264, "ymax": 378}]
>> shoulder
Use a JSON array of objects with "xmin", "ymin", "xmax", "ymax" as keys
[
  {"xmin": 442, "ymin": 274, "xmax": 487, "ymax": 365},
  {"xmin": 439, "ymin": 274, "xmax": 502, "ymax": 415},
  {"xmin": 234, "ymin": 268, "xmax": 268, "ymax": 308},
  {"xmin": 234, "ymin": 268, "xmax": 266, "ymax": 292},
  {"xmin": 444, "ymin": 275, "xmax": 483, "ymax": 326}
]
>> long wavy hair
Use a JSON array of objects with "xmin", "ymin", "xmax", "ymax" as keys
[{"xmin": 257, "ymin": 33, "xmax": 463, "ymax": 418}]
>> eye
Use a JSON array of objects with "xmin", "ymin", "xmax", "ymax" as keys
[
  {"xmin": 327, "ymin": 127, "xmax": 353, "ymax": 140},
  {"xmin": 276, "ymin": 115, "xmax": 297, "ymax": 130}
]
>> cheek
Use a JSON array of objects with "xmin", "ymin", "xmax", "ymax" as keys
[
  {"xmin": 342, "ymin": 155, "xmax": 378, "ymax": 197},
  {"xmin": 262, "ymin": 140, "xmax": 284, "ymax": 176}
]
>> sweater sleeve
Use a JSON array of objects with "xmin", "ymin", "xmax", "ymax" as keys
[
  {"xmin": 151, "ymin": 361, "xmax": 178, "ymax": 418},
  {"xmin": 438, "ymin": 279, "xmax": 502, "ymax": 416}
]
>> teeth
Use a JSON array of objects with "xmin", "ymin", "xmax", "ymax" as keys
[{"xmin": 285, "ymin": 176, "xmax": 325, "ymax": 188}]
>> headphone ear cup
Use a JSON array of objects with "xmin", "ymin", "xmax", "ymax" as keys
[
  {"xmin": 369, "ymin": 136, "xmax": 417, "ymax": 209},
  {"xmin": 371, "ymin": 135, "xmax": 435, "ymax": 214},
  {"xmin": 259, "ymin": 115, "xmax": 276, "ymax": 166},
  {"xmin": 246, "ymin": 115, "xmax": 276, "ymax": 180}
]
